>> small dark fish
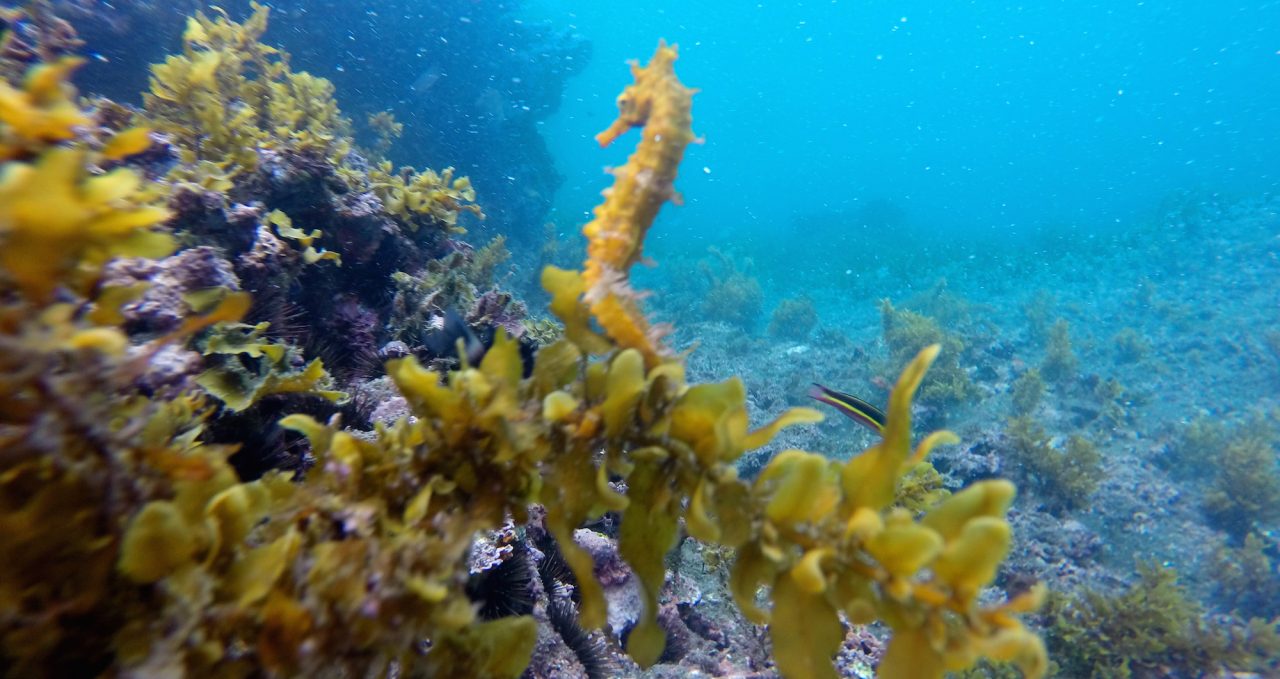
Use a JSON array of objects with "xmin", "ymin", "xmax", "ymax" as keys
[
  {"xmin": 422, "ymin": 309, "xmax": 537, "ymax": 377},
  {"xmin": 423, "ymin": 309, "xmax": 487, "ymax": 365},
  {"xmin": 808, "ymin": 383, "xmax": 887, "ymax": 435}
]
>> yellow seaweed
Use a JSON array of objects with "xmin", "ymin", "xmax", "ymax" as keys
[
  {"xmin": 100, "ymin": 126, "xmax": 154, "ymax": 160},
  {"xmin": 0, "ymin": 146, "xmax": 172, "ymax": 300}
]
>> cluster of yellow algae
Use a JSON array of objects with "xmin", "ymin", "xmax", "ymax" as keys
[
  {"xmin": 0, "ymin": 26, "xmax": 1046, "ymax": 679},
  {"xmin": 366, "ymin": 110, "xmax": 404, "ymax": 160},
  {"xmin": 0, "ymin": 56, "xmax": 261, "ymax": 674},
  {"xmin": 141, "ymin": 2, "xmax": 482, "ymax": 235},
  {"xmin": 195, "ymin": 336, "xmax": 344, "ymax": 413},
  {"xmin": 0, "ymin": 57, "xmax": 169, "ymax": 301},
  {"xmin": 141, "ymin": 2, "xmax": 349, "ymax": 175},
  {"xmin": 367, "ymin": 160, "xmax": 485, "ymax": 233}
]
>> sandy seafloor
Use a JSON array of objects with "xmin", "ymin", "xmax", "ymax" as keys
[{"xmin": 602, "ymin": 193, "xmax": 1280, "ymax": 677}]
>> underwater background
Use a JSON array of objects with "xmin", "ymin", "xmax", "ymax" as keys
[{"xmin": 2, "ymin": 0, "xmax": 1279, "ymax": 677}]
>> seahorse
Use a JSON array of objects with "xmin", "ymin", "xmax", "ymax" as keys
[{"xmin": 580, "ymin": 40, "xmax": 698, "ymax": 367}]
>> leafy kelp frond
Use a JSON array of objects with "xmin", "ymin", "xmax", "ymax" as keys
[
  {"xmin": 0, "ymin": 59, "xmax": 172, "ymax": 302},
  {"xmin": 142, "ymin": 2, "xmax": 351, "ymax": 175},
  {"xmin": 368, "ymin": 161, "xmax": 484, "ymax": 233}
]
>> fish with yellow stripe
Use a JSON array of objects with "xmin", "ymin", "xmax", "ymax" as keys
[{"xmin": 808, "ymin": 383, "xmax": 887, "ymax": 435}]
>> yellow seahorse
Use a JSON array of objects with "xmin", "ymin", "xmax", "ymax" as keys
[{"xmin": 579, "ymin": 40, "xmax": 698, "ymax": 367}]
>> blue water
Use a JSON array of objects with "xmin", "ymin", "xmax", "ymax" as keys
[{"xmin": 530, "ymin": 1, "xmax": 1280, "ymax": 248}]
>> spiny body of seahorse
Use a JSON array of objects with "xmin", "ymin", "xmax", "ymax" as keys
[{"xmin": 581, "ymin": 40, "xmax": 697, "ymax": 367}]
